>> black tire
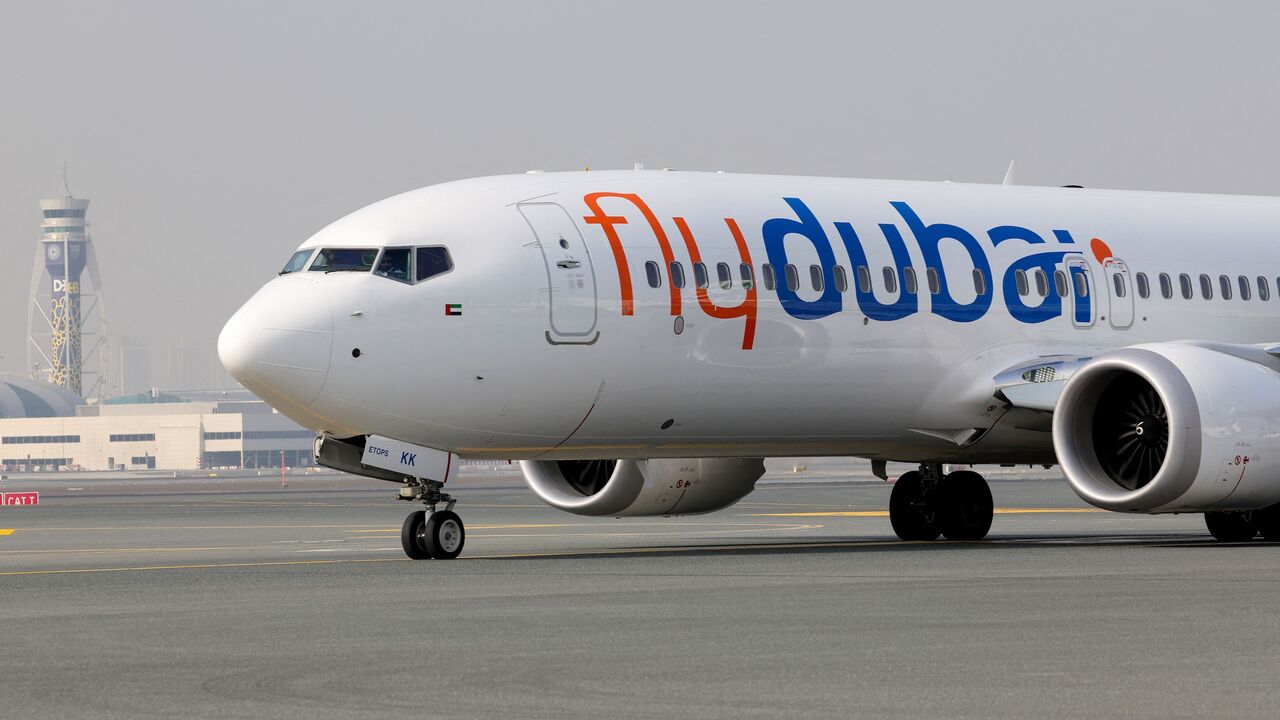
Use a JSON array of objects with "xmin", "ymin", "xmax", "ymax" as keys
[
  {"xmin": 424, "ymin": 510, "xmax": 466, "ymax": 560},
  {"xmin": 1204, "ymin": 510, "xmax": 1258, "ymax": 542},
  {"xmin": 1257, "ymin": 504, "xmax": 1280, "ymax": 541},
  {"xmin": 940, "ymin": 471, "xmax": 994, "ymax": 541},
  {"xmin": 401, "ymin": 510, "xmax": 432, "ymax": 559},
  {"xmin": 889, "ymin": 471, "xmax": 942, "ymax": 541}
]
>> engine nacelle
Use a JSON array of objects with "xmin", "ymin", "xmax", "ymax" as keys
[
  {"xmin": 520, "ymin": 458, "xmax": 765, "ymax": 517},
  {"xmin": 1053, "ymin": 342, "xmax": 1280, "ymax": 513}
]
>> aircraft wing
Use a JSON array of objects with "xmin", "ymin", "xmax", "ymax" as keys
[{"xmin": 995, "ymin": 341, "xmax": 1280, "ymax": 414}]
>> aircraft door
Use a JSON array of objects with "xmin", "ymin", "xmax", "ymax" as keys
[
  {"xmin": 517, "ymin": 202, "xmax": 600, "ymax": 344},
  {"xmin": 1102, "ymin": 258, "xmax": 1134, "ymax": 329},
  {"xmin": 1065, "ymin": 257, "xmax": 1095, "ymax": 328}
]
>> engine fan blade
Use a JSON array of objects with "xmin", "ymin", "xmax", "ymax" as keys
[{"xmin": 1092, "ymin": 374, "xmax": 1169, "ymax": 491}]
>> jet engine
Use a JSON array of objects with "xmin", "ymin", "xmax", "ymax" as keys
[
  {"xmin": 1053, "ymin": 342, "xmax": 1280, "ymax": 513},
  {"xmin": 520, "ymin": 458, "xmax": 765, "ymax": 517}
]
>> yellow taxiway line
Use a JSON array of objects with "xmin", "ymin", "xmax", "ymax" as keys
[
  {"xmin": 750, "ymin": 507, "xmax": 1105, "ymax": 518},
  {"xmin": 0, "ymin": 529, "xmax": 14, "ymax": 536}
]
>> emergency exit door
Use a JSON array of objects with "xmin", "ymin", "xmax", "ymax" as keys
[
  {"xmin": 517, "ymin": 202, "xmax": 599, "ymax": 343},
  {"xmin": 1102, "ymin": 258, "xmax": 1134, "ymax": 329},
  {"xmin": 1065, "ymin": 257, "xmax": 1094, "ymax": 328}
]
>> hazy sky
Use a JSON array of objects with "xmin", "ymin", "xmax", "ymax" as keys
[{"xmin": 3, "ymin": 1, "xmax": 1280, "ymax": 379}]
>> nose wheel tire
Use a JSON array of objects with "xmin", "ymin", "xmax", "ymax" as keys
[
  {"xmin": 889, "ymin": 471, "xmax": 943, "ymax": 541},
  {"xmin": 940, "ymin": 470, "xmax": 994, "ymax": 541},
  {"xmin": 401, "ymin": 510, "xmax": 432, "ymax": 559},
  {"xmin": 400, "ymin": 509, "xmax": 466, "ymax": 559},
  {"xmin": 424, "ymin": 510, "xmax": 466, "ymax": 560},
  {"xmin": 1205, "ymin": 510, "xmax": 1258, "ymax": 542}
]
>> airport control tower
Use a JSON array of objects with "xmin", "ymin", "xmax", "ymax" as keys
[{"xmin": 26, "ymin": 174, "xmax": 112, "ymax": 399}]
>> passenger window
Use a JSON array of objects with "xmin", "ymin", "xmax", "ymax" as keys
[
  {"xmin": 1074, "ymin": 272, "xmax": 1088, "ymax": 298},
  {"xmin": 1136, "ymin": 273, "xmax": 1149, "ymax": 299},
  {"xmin": 1199, "ymin": 274, "xmax": 1213, "ymax": 299},
  {"xmin": 1159, "ymin": 273, "xmax": 1172, "ymax": 299},
  {"xmin": 717, "ymin": 262, "xmax": 732, "ymax": 290},
  {"xmin": 670, "ymin": 262, "xmax": 687, "ymax": 289},
  {"xmin": 762, "ymin": 264, "xmax": 776, "ymax": 291},
  {"xmin": 973, "ymin": 268, "xmax": 987, "ymax": 296},
  {"xmin": 1179, "ymin": 273, "xmax": 1193, "ymax": 299},
  {"xmin": 280, "ymin": 249, "xmax": 313, "ymax": 274},
  {"xmin": 810, "ymin": 265, "xmax": 824, "ymax": 292},
  {"xmin": 374, "ymin": 247, "xmax": 412, "ymax": 283},
  {"xmin": 904, "ymin": 267, "xmax": 918, "ymax": 294},
  {"xmin": 1034, "ymin": 269, "xmax": 1048, "ymax": 297},
  {"xmin": 740, "ymin": 263, "xmax": 755, "ymax": 290},
  {"xmin": 927, "ymin": 268, "xmax": 940, "ymax": 294},
  {"xmin": 416, "ymin": 247, "xmax": 453, "ymax": 282},
  {"xmin": 785, "ymin": 264, "xmax": 800, "ymax": 292},
  {"xmin": 645, "ymin": 261, "xmax": 662, "ymax": 289},
  {"xmin": 1239, "ymin": 275, "xmax": 1251, "ymax": 301},
  {"xmin": 857, "ymin": 266, "xmax": 872, "ymax": 293},
  {"xmin": 311, "ymin": 247, "xmax": 378, "ymax": 273},
  {"xmin": 834, "ymin": 266, "xmax": 849, "ymax": 292},
  {"xmin": 882, "ymin": 267, "xmax": 897, "ymax": 294},
  {"xmin": 693, "ymin": 262, "xmax": 709, "ymax": 289},
  {"xmin": 1015, "ymin": 269, "xmax": 1029, "ymax": 297},
  {"xmin": 1219, "ymin": 275, "xmax": 1232, "ymax": 300},
  {"xmin": 1054, "ymin": 270, "xmax": 1068, "ymax": 298},
  {"xmin": 1259, "ymin": 276, "xmax": 1270, "ymax": 301},
  {"xmin": 1112, "ymin": 273, "xmax": 1126, "ymax": 298}
]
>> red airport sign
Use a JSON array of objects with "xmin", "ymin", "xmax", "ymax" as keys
[{"xmin": 0, "ymin": 492, "xmax": 39, "ymax": 506}]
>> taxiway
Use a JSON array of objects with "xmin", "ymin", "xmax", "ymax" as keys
[{"xmin": 1, "ymin": 461, "xmax": 1276, "ymax": 719}]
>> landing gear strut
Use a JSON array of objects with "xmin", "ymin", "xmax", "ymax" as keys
[
  {"xmin": 889, "ymin": 463, "xmax": 994, "ymax": 542},
  {"xmin": 398, "ymin": 479, "xmax": 465, "ymax": 559}
]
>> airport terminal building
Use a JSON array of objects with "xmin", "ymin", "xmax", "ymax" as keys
[{"xmin": 0, "ymin": 380, "xmax": 315, "ymax": 471}]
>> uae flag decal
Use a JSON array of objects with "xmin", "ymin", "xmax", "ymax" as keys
[{"xmin": 445, "ymin": 303, "xmax": 463, "ymax": 316}]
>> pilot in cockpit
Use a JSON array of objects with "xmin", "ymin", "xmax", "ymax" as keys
[{"xmin": 375, "ymin": 247, "xmax": 411, "ymax": 282}]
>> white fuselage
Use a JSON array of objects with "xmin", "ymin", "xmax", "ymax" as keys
[{"xmin": 218, "ymin": 171, "xmax": 1280, "ymax": 464}]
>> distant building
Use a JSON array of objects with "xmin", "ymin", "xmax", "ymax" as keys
[
  {"xmin": 0, "ymin": 399, "xmax": 315, "ymax": 472},
  {"xmin": 116, "ymin": 337, "xmax": 154, "ymax": 396},
  {"xmin": 166, "ymin": 338, "xmax": 233, "ymax": 390},
  {"xmin": 0, "ymin": 377, "xmax": 83, "ymax": 420}
]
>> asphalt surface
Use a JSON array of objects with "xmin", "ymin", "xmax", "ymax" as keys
[{"xmin": 2, "ymin": 461, "xmax": 1277, "ymax": 719}]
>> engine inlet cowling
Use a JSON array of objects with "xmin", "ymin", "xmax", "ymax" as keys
[
  {"xmin": 1053, "ymin": 343, "xmax": 1280, "ymax": 513},
  {"xmin": 520, "ymin": 458, "xmax": 764, "ymax": 517}
]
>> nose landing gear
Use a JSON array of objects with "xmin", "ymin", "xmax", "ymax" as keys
[
  {"xmin": 889, "ymin": 463, "xmax": 994, "ymax": 542},
  {"xmin": 398, "ymin": 479, "xmax": 465, "ymax": 559}
]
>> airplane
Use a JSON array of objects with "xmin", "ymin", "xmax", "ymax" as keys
[{"xmin": 218, "ymin": 168, "xmax": 1280, "ymax": 559}]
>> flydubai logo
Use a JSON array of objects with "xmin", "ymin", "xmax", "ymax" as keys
[{"xmin": 583, "ymin": 192, "xmax": 1106, "ymax": 350}]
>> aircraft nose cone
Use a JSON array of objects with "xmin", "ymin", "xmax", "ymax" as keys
[{"xmin": 219, "ymin": 277, "xmax": 333, "ymax": 409}]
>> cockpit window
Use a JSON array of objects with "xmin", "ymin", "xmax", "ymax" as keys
[
  {"xmin": 280, "ymin": 249, "xmax": 314, "ymax": 275},
  {"xmin": 309, "ymin": 248, "xmax": 378, "ymax": 273},
  {"xmin": 375, "ymin": 247, "xmax": 412, "ymax": 283},
  {"xmin": 416, "ymin": 247, "xmax": 453, "ymax": 282}
]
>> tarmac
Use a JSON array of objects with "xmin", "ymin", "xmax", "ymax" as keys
[{"xmin": 2, "ymin": 459, "xmax": 1278, "ymax": 719}]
